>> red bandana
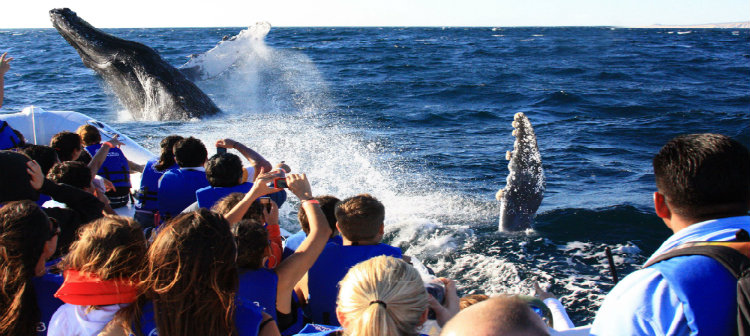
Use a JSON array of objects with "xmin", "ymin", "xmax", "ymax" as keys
[{"xmin": 54, "ymin": 270, "xmax": 138, "ymax": 305}]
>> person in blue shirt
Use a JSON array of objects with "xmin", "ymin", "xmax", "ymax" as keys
[
  {"xmin": 76, "ymin": 125, "xmax": 143, "ymax": 208},
  {"xmin": 157, "ymin": 137, "xmax": 210, "ymax": 221},
  {"xmin": 591, "ymin": 133, "xmax": 750, "ymax": 335},
  {"xmin": 106, "ymin": 208, "xmax": 280, "ymax": 336},
  {"xmin": 0, "ymin": 200, "xmax": 62, "ymax": 336},
  {"xmin": 234, "ymin": 173, "xmax": 332, "ymax": 335},
  {"xmin": 133, "ymin": 135, "xmax": 183, "ymax": 228},
  {"xmin": 283, "ymin": 195, "xmax": 341, "ymax": 260},
  {"xmin": 296, "ymin": 194, "xmax": 403, "ymax": 326},
  {"xmin": 296, "ymin": 256, "xmax": 457, "ymax": 336},
  {"xmin": 196, "ymin": 152, "xmax": 286, "ymax": 210}
]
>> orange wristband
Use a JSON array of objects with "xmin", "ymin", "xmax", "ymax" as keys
[{"xmin": 302, "ymin": 199, "xmax": 319, "ymax": 205}]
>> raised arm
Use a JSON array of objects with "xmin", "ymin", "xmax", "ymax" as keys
[
  {"xmin": 0, "ymin": 52, "xmax": 13, "ymax": 108},
  {"xmin": 224, "ymin": 172, "xmax": 280, "ymax": 225},
  {"xmin": 87, "ymin": 135, "xmax": 123, "ymax": 179},
  {"xmin": 274, "ymin": 174, "xmax": 332, "ymax": 314},
  {"xmin": 216, "ymin": 138, "xmax": 273, "ymax": 181}
]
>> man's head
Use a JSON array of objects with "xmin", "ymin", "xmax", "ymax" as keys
[
  {"xmin": 47, "ymin": 161, "xmax": 93, "ymax": 190},
  {"xmin": 0, "ymin": 150, "xmax": 38, "ymax": 202},
  {"xmin": 75, "ymin": 124, "xmax": 101, "ymax": 146},
  {"xmin": 441, "ymin": 296, "xmax": 549, "ymax": 336},
  {"xmin": 21, "ymin": 145, "xmax": 60, "ymax": 176},
  {"xmin": 206, "ymin": 153, "xmax": 243, "ymax": 187},
  {"xmin": 335, "ymin": 194, "xmax": 385, "ymax": 242},
  {"xmin": 173, "ymin": 136, "xmax": 207, "ymax": 168},
  {"xmin": 50, "ymin": 131, "xmax": 83, "ymax": 161},
  {"xmin": 653, "ymin": 133, "xmax": 750, "ymax": 223},
  {"xmin": 298, "ymin": 195, "xmax": 340, "ymax": 236}
]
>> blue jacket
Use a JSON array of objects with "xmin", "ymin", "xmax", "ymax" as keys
[
  {"xmin": 139, "ymin": 299, "xmax": 263, "ymax": 335},
  {"xmin": 283, "ymin": 233, "xmax": 342, "ymax": 260},
  {"xmin": 84, "ymin": 143, "xmax": 131, "ymax": 188},
  {"xmin": 33, "ymin": 272, "xmax": 64, "ymax": 335},
  {"xmin": 135, "ymin": 159, "xmax": 178, "ymax": 212},
  {"xmin": 306, "ymin": 243, "xmax": 402, "ymax": 326},
  {"xmin": 237, "ymin": 268, "xmax": 306, "ymax": 336},
  {"xmin": 0, "ymin": 120, "xmax": 22, "ymax": 150},
  {"xmin": 591, "ymin": 216, "xmax": 750, "ymax": 335},
  {"xmin": 157, "ymin": 168, "xmax": 209, "ymax": 219},
  {"xmin": 196, "ymin": 182, "xmax": 288, "ymax": 210},
  {"xmin": 238, "ymin": 268, "xmax": 279, "ymax": 320}
]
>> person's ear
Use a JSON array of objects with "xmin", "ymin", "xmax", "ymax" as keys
[
  {"xmin": 654, "ymin": 192, "xmax": 671, "ymax": 219},
  {"xmin": 336, "ymin": 307, "xmax": 347, "ymax": 329},
  {"xmin": 419, "ymin": 307, "xmax": 429, "ymax": 325},
  {"xmin": 379, "ymin": 224, "xmax": 384, "ymax": 236}
]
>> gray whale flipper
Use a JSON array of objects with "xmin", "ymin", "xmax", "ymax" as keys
[
  {"xmin": 49, "ymin": 8, "xmax": 221, "ymax": 121},
  {"xmin": 497, "ymin": 112, "xmax": 545, "ymax": 231}
]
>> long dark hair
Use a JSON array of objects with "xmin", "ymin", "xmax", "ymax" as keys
[
  {"xmin": 142, "ymin": 209, "xmax": 238, "ymax": 335},
  {"xmin": 0, "ymin": 201, "xmax": 53, "ymax": 335},
  {"xmin": 154, "ymin": 135, "xmax": 183, "ymax": 171}
]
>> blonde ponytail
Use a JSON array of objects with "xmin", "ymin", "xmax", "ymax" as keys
[{"xmin": 337, "ymin": 255, "xmax": 428, "ymax": 336}]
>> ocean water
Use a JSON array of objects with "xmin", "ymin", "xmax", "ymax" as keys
[{"xmin": 1, "ymin": 26, "xmax": 749, "ymax": 324}]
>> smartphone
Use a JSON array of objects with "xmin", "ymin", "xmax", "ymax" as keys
[
  {"xmin": 267, "ymin": 177, "xmax": 288, "ymax": 189},
  {"xmin": 216, "ymin": 147, "xmax": 227, "ymax": 155},
  {"xmin": 259, "ymin": 197, "xmax": 272, "ymax": 212}
]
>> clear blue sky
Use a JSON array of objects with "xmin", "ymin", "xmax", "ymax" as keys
[{"xmin": 2, "ymin": 0, "xmax": 749, "ymax": 28}]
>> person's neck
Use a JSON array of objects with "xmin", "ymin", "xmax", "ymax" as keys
[
  {"xmin": 669, "ymin": 212, "xmax": 749, "ymax": 234},
  {"xmin": 341, "ymin": 236, "xmax": 380, "ymax": 246}
]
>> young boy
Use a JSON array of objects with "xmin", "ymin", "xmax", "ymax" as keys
[{"xmin": 296, "ymin": 194, "xmax": 402, "ymax": 326}]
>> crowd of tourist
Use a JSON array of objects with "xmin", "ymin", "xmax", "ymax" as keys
[{"xmin": 2, "ymin": 51, "xmax": 750, "ymax": 336}]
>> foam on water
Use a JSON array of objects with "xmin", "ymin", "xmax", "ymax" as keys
[{"xmin": 147, "ymin": 26, "xmax": 657, "ymax": 324}]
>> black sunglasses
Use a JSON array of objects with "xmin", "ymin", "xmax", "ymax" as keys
[{"xmin": 48, "ymin": 217, "xmax": 61, "ymax": 240}]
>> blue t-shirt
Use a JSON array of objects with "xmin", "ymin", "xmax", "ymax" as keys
[
  {"xmin": 139, "ymin": 299, "xmax": 264, "ymax": 335},
  {"xmin": 33, "ymin": 272, "xmax": 64, "ymax": 335},
  {"xmin": 283, "ymin": 233, "xmax": 342, "ymax": 260}
]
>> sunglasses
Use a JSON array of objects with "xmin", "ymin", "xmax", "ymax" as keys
[{"xmin": 48, "ymin": 217, "xmax": 61, "ymax": 240}]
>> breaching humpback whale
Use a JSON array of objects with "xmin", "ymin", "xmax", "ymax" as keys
[
  {"xmin": 49, "ymin": 8, "xmax": 220, "ymax": 120},
  {"xmin": 496, "ymin": 112, "xmax": 545, "ymax": 231}
]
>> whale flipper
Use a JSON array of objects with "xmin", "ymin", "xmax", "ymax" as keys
[
  {"xmin": 498, "ymin": 112, "xmax": 545, "ymax": 231},
  {"xmin": 49, "ymin": 8, "xmax": 221, "ymax": 121}
]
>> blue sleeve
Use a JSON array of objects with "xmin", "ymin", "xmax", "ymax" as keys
[{"xmin": 590, "ymin": 268, "xmax": 690, "ymax": 336}]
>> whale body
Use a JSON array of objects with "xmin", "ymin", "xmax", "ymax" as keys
[
  {"xmin": 496, "ymin": 112, "xmax": 545, "ymax": 231},
  {"xmin": 49, "ymin": 8, "xmax": 221, "ymax": 120}
]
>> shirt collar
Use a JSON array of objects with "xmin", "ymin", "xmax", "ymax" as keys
[
  {"xmin": 180, "ymin": 166, "xmax": 205, "ymax": 172},
  {"xmin": 647, "ymin": 215, "xmax": 750, "ymax": 264}
]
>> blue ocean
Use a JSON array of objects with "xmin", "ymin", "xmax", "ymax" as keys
[{"xmin": 1, "ymin": 26, "xmax": 748, "ymax": 323}]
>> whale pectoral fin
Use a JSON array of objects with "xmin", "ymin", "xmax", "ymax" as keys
[{"xmin": 496, "ymin": 188, "xmax": 504, "ymax": 201}]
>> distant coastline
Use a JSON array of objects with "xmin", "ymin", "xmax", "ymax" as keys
[{"xmin": 630, "ymin": 21, "xmax": 749, "ymax": 29}]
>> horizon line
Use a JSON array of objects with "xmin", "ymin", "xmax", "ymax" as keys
[{"xmin": 2, "ymin": 22, "xmax": 749, "ymax": 30}]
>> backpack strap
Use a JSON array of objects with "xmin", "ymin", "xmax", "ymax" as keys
[
  {"xmin": 644, "ymin": 243, "xmax": 750, "ymax": 278},
  {"xmin": 644, "ymin": 230, "xmax": 750, "ymax": 335}
]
